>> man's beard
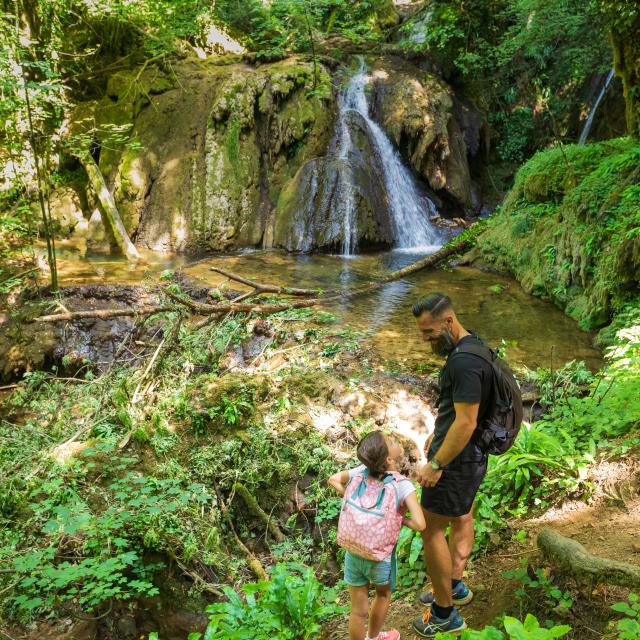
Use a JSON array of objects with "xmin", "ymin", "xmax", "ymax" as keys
[{"xmin": 430, "ymin": 329, "xmax": 457, "ymax": 357}]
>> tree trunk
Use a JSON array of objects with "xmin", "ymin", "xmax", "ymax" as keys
[{"xmin": 80, "ymin": 155, "xmax": 140, "ymax": 262}]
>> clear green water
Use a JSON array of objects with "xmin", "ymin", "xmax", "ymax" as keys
[{"xmin": 49, "ymin": 245, "xmax": 602, "ymax": 371}]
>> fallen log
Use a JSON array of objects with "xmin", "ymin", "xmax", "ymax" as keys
[
  {"xmin": 208, "ymin": 237, "xmax": 471, "ymax": 302},
  {"xmin": 210, "ymin": 266, "xmax": 322, "ymax": 297},
  {"xmin": 232, "ymin": 482, "xmax": 286, "ymax": 543},
  {"xmin": 537, "ymin": 528, "xmax": 640, "ymax": 588},
  {"xmin": 163, "ymin": 288, "xmax": 321, "ymax": 314},
  {"xmin": 29, "ymin": 236, "xmax": 471, "ymax": 323}
]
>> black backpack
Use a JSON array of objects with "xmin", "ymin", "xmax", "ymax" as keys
[{"xmin": 452, "ymin": 342, "xmax": 524, "ymax": 455}]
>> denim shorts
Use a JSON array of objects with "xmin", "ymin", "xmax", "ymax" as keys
[{"xmin": 344, "ymin": 550, "xmax": 397, "ymax": 591}]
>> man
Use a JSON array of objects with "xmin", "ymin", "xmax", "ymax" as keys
[{"xmin": 410, "ymin": 293, "xmax": 494, "ymax": 637}]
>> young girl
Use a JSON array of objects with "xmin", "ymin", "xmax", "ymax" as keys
[{"xmin": 329, "ymin": 431, "xmax": 426, "ymax": 640}]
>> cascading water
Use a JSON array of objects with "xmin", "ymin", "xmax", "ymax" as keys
[
  {"xmin": 578, "ymin": 69, "xmax": 615, "ymax": 145},
  {"xmin": 336, "ymin": 58, "xmax": 443, "ymax": 254}
]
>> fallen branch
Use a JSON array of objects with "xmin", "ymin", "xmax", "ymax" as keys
[
  {"xmin": 210, "ymin": 266, "xmax": 322, "ymax": 297},
  {"xmin": 537, "ymin": 528, "xmax": 640, "ymax": 588},
  {"xmin": 78, "ymin": 154, "xmax": 140, "ymax": 262},
  {"xmin": 31, "ymin": 305, "xmax": 174, "ymax": 322},
  {"xmin": 213, "ymin": 481, "xmax": 268, "ymax": 581},
  {"xmin": 324, "ymin": 239, "xmax": 471, "ymax": 300},
  {"xmin": 163, "ymin": 288, "xmax": 321, "ymax": 315}
]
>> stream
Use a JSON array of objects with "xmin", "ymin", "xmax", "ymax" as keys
[{"xmin": 47, "ymin": 243, "xmax": 602, "ymax": 372}]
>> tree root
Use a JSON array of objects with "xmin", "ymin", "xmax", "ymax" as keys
[
  {"xmin": 537, "ymin": 528, "xmax": 640, "ymax": 588},
  {"xmin": 213, "ymin": 481, "xmax": 268, "ymax": 581},
  {"xmin": 232, "ymin": 482, "xmax": 285, "ymax": 543}
]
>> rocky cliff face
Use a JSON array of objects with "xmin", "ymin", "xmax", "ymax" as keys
[
  {"xmin": 59, "ymin": 53, "xmax": 480, "ymax": 254},
  {"xmin": 69, "ymin": 56, "xmax": 334, "ymax": 252}
]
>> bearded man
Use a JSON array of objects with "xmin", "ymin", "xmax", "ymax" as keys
[{"xmin": 410, "ymin": 293, "xmax": 494, "ymax": 637}]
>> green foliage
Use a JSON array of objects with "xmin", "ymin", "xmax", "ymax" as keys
[
  {"xmin": 395, "ymin": 527, "xmax": 425, "ymax": 594},
  {"xmin": 437, "ymin": 613, "xmax": 571, "ymax": 640},
  {"xmin": 524, "ymin": 360, "xmax": 594, "ymax": 409},
  {"xmin": 473, "ymin": 299, "xmax": 640, "ymax": 551},
  {"xmin": 504, "ymin": 560, "xmax": 573, "ymax": 618},
  {"xmin": 476, "ymin": 139, "xmax": 640, "ymax": 327},
  {"xmin": 9, "ymin": 447, "xmax": 211, "ymax": 618},
  {"xmin": 190, "ymin": 563, "xmax": 345, "ymax": 640},
  {"xmin": 611, "ymin": 594, "xmax": 640, "ymax": 640},
  {"xmin": 399, "ymin": 0, "xmax": 610, "ymax": 155}
]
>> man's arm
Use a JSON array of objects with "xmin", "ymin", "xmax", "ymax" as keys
[
  {"xmin": 418, "ymin": 401, "xmax": 479, "ymax": 487},
  {"xmin": 432, "ymin": 401, "xmax": 479, "ymax": 466}
]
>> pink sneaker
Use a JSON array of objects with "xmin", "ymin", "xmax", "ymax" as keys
[{"xmin": 377, "ymin": 631, "xmax": 400, "ymax": 640}]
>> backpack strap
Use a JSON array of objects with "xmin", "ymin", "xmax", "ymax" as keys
[{"xmin": 451, "ymin": 341, "xmax": 496, "ymax": 366}]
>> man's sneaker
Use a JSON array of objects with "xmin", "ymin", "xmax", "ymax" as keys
[
  {"xmin": 376, "ymin": 630, "xmax": 400, "ymax": 640},
  {"xmin": 419, "ymin": 581, "xmax": 473, "ymax": 607},
  {"xmin": 412, "ymin": 608, "xmax": 467, "ymax": 637}
]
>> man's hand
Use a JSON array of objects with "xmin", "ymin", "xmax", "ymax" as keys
[{"xmin": 417, "ymin": 462, "xmax": 443, "ymax": 488}]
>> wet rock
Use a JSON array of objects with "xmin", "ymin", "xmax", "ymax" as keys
[
  {"xmin": 68, "ymin": 56, "xmax": 335, "ymax": 252},
  {"xmin": 370, "ymin": 56, "xmax": 478, "ymax": 211},
  {"xmin": 0, "ymin": 285, "xmax": 167, "ymax": 383}
]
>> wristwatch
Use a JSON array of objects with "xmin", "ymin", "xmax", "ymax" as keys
[{"xmin": 430, "ymin": 458, "xmax": 442, "ymax": 471}]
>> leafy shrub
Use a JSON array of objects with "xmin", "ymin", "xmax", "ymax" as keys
[
  {"xmin": 438, "ymin": 613, "xmax": 571, "ymax": 640},
  {"xmin": 190, "ymin": 563, "xmax": 345, "ymax": 640},
  {"xmin": 611, "ymin": 594, "xmax": 640, "ymax": 640}
]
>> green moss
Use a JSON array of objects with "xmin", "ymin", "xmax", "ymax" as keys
[{"xmin": 474, "ymin": 138, "xmax": 640, "ymax": 329}]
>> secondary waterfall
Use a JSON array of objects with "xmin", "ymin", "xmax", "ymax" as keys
[
  {"xmin": 578, "ymin": 69, "xmax": 615, "ymax": 145},
  {"xmin": 336, "ymin": 59, "xmax": 442, "ymax": 254}
]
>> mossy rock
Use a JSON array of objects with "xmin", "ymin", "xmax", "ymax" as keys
[{"xmin": 474, "ymin": 137, "xmax": 640, "ymax": 329}]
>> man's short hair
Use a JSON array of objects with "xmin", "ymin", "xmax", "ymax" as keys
[{"xmin": 412, "ymin": 293, "xmax": 453, "ymax": 319}]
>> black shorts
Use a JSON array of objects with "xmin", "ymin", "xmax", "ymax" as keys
[{"xmin": 421, "ymin": 441, "xmax": 488, "ymax": 517}]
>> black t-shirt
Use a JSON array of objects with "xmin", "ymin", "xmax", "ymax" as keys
[{"xmin": 429, "ymin": 334, "xmax": 494, "ymax": 459}]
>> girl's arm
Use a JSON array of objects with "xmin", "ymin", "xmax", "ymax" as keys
[
  {"xmin": 402, "ymin": 492, "xmax": 426, "ymax": 532},
  {"xmin": 327, "ymin": 470, "xmax": 351, "ymax": 496}
]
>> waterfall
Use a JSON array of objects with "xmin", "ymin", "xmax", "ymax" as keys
[
  {"xmin": 578, "ymin": 69, "xmax": 615, "ymax": 146},
  {"xmin": 337, "ymin": 58, "xmax": 443, "ymax": 253}
]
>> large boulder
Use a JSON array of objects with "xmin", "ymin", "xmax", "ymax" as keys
[
  {"xmin": 370, "ymin": 56, "xmax": 484, "ymax": 211},
  {"xmin": 274, "ymin": 110, "xmax": 394, "ymax": 251}
]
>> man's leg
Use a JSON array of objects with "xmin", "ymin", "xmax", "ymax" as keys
[
  {"xmin": 421, "ymin": 508, "xmax": 453, "ymax": 608},
  {"xmin": 349, "ymin": 585, "xmax": 370, "ymax": 640},
  {"xmin": 449, "ymin": 511, "xmax": 474, "ymax": 580}
]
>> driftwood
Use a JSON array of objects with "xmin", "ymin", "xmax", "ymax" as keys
[
  {"xmin": 163, "ymin": 288, "xmax": 322, "ymax": 314},
  {"xmin": 210, "ymin": 237, "xmax": 471, "ymax": 303},
  {"xmin": 80, "ymin": 154, "xmax": 140, "ymax": 262},
  {"xmin": 31, "ymin": 305, "xmax": 174, "ymax": 322},
  {"xmin": 537, "ymin": 528, "xmax": 640, "ymax": 588},
  {"xmin": 210, "ymin": 266, "xmax": 322, "ymax": 297}
]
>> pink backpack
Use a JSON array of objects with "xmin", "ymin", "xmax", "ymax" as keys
[{"xmin": 337, "ymin": 468, "xmax": 405, "ymax": 561}]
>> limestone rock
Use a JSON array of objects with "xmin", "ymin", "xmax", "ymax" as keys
[
  {"xmin": 370, "ymin": 56, "xmax": 479, "ymax": 210},
  {"xmin": 73, "ymin": 56, "xmax": 336, "ymax": 252}
]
